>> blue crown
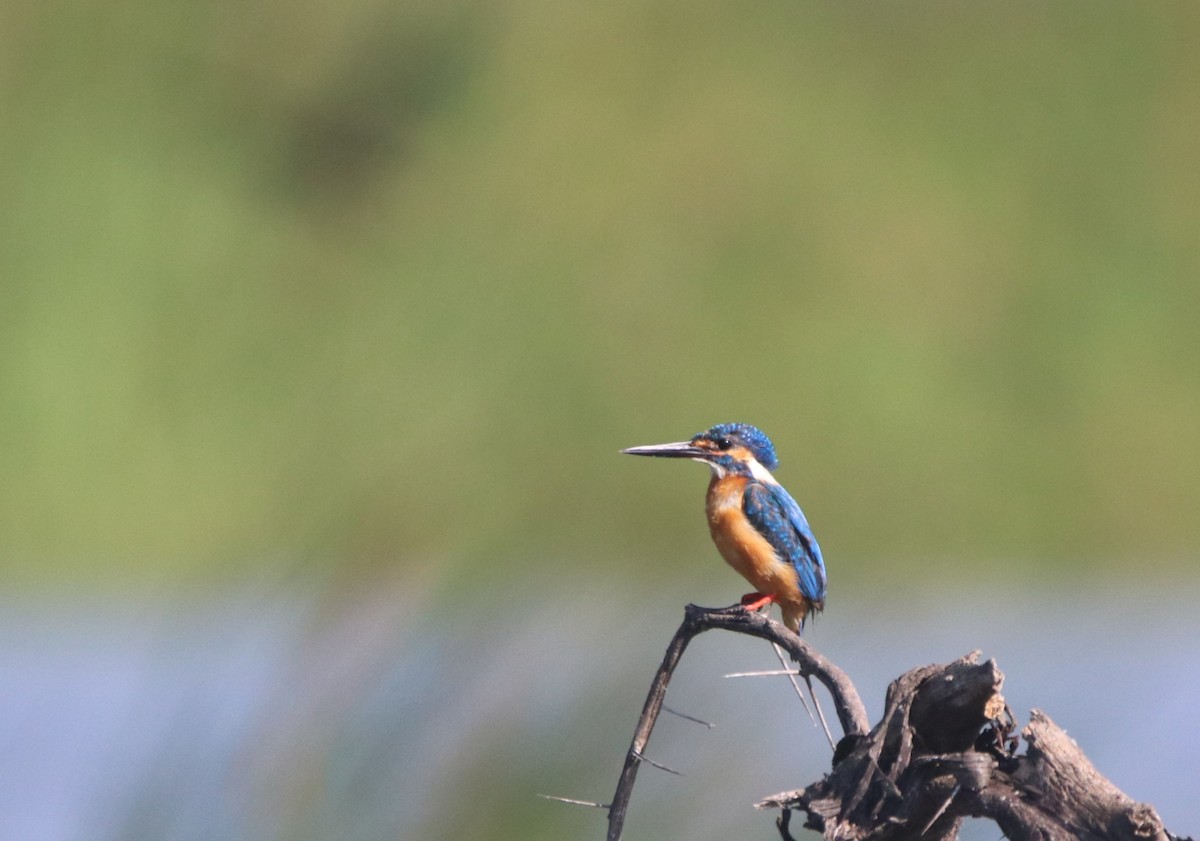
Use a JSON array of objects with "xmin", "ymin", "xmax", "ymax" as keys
[{"xmin": 696, "ymin": 423, "xmax": 779, "ymax": 470}]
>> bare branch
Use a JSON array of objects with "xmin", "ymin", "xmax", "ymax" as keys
[
  {"xmin": 605, "ymin": 602, "xmax": 869, "ymax": 841},
  {"xmin": 605, "ymin": 608, "xmax": 698, "ymax": 841}
]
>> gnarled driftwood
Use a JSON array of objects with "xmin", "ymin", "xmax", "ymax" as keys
[{"xmin": 604, "ymin": 603, "xmax": 1191, "ymax": 841}]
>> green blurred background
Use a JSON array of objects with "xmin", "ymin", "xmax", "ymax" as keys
[{"xmin": 3, "ymin": 2, "xmax": 1198, "ymax": 840}]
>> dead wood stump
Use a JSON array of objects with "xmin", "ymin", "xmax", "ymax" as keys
[{"xmin": 604, "ymin": 604, "xmax": 1191, "ymax": 841}]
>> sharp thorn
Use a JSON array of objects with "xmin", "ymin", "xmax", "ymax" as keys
[
  {"xmin": 537, "ymin": 793, "xmax": 611, "ymax": 809},
  {"xmin": 662, "ymin": 705, "xmax": 716, "ymax": 729},
  {"xmin": 804, "ymin": 673, "xmax": 837, "ymax": 751},
  {"xmin": 632, "ymin": 750, "xmax": 685, "ymax": 777},
  {"xmin": 724, "ymin": 669, "xmax": 802, "ymax": 678},
  {"xmin": 919, "ymin": 784, "xmax": 960, "ymax": 835},
  {"xmin": 772, "ymin": 643, "xmax": 817, "ymax": 725}
]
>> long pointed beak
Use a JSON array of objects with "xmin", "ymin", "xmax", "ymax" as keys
[{"xmin": 620, "ymin": 440, "xmax": 708, "ymax": 459}]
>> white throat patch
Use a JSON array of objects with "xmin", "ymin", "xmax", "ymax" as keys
[{"xmin": 748, "ymin": 458, "xmax": 779, "ymax": 485}]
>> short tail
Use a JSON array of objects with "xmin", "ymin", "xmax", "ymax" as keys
[{"xmin": 783, "ymin": 599, "xmax": 823, "ymax": 634}]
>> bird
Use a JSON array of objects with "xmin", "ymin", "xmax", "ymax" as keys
[{"xmin": 621, "ymin": 423, "xmax": 826, "ymax": 633}]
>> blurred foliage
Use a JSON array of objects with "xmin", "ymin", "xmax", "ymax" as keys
[{"xmin": 2, "ymin": 0, "xmax": 1198, "ymax": 586}]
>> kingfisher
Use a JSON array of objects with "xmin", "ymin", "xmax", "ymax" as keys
[{"xmin": 621, "ymin": 423, "xmax": 826, "ymax": 633}]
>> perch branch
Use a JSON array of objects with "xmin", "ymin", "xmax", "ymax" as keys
[{"xmin": 605, "ymin": 602, "xmax": 868, "ymax": 841}]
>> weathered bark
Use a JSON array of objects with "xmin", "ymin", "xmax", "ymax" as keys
[{"xmin": 605, "ymin": 604, "xmax": 1191, "ymax": 841}]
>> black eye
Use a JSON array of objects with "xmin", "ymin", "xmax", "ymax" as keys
[{"xmin": 714, "ymin": 436, "xmax": 733, "ymax": 451}]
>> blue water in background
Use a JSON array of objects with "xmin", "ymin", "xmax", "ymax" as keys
[{"xmin": 3, "ymin": 571, "xmax": 1197, "ymax": 841}]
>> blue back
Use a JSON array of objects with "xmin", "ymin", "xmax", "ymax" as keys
[{"xmin": 742, "ymin": 480, "xmax": 827, "ymax": 606}]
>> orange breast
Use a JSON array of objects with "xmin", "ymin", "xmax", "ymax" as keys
[{"xmin": 705, "ymin": 476, "xmax": 803, "ymax": 606}]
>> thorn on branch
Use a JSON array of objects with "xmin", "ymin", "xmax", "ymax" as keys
[
  {"xmin": 662, "ymin": 705, "xmax": 715, "ymax": 729},
  {"xmin": 632, "ymin": 749, "xmax": 684, "ymax": 777},
  {"xmin": 723, "ymin": 669, "xmax": 801, "ymax": 678},
  {"xmin": 771, "ymin": 641, "xmax": 819, "ymax": 730},
  {"xmin": 918, "ymin": 783, "xmax": 960, "ymax": 836},
  {"xmin": 536, "ymin": 793, "xmax": 610, "ymax": 809}
]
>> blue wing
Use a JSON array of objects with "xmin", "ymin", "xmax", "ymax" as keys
[{"xmin": 742, "ymin": 481, "xmax": 827, "ymax": 605}]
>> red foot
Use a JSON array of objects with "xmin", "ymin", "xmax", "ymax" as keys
[{"xmin": 740, "ymin": 592, "xmax": 776, "ymax": 612}]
